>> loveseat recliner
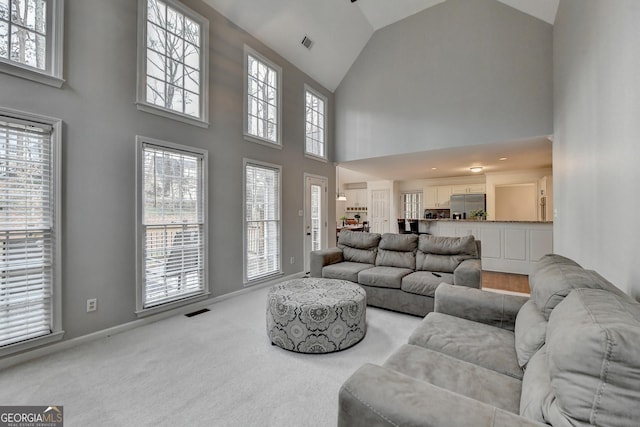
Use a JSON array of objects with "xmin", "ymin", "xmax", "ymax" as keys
[
  {"xmin": 310, "ymin": 230, "xmax": 481, "ymax": 316},
  {"xmin": 338, "ymin": 254, "xmax": 640, "ymax": 427}
]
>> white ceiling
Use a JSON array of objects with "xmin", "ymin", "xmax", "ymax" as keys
[{"xmin": 203, "ymin": 0, "xmax": 559, "ymax": 91}]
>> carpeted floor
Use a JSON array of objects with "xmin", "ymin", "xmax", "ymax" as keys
[{"xmin": 0, "ymin": 285, "xmax": 422, "ymax": 426}]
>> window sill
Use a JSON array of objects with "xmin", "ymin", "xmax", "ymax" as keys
[
  {"xmin": 0, "ymin": 62, "xmax": 65, "ymax": 88},
  {"xmin": 0, "ymin": 330, "xmax": 65, "ymax": 358},
  {"xmin": 136, "ymin": 102, "xmax": 209, "ymax": 129},
  {"xmin": 243, "ymin": 133, "xmax": 282, "ymax": 149},
  {"xmin": 304, "ymin": 153, "xmax": 328, "ymax": 163},
  {"xmin": 135, "ymin": 291, "xmax": 211, "ymax": 318},
  {"xmin": 244, "ymin": 271, "xmax": 284, "ymax": 287}
]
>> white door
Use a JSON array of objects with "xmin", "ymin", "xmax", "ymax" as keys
[
  {"xmin": 370, "ymin": 189, "xmax": 390, "ymax": 234},
  {"xmin": 304, "ymin": 174, "xmax": 328, "ymax": 273}
]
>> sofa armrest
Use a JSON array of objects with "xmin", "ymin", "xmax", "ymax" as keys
[
  {"xmin": 338, "ymin": 363, "xmax": 547, "ymax": 427},
  {"xmin": 453, "ymin": 258, "xmax": 482, "ymax": 288},
  {"xmin": 434, "ymin": 283, "xmax": 529, "ymax": 331},
  {"xmin": 309, "ymin": 247, "xmax": 343, "ymax": 278}
]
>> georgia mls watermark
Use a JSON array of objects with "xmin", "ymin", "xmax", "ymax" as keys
[{"xmin": 0, "ymin": 406, "xmax": 63, "ymax": 427}]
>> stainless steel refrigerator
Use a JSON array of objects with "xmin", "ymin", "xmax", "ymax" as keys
[{"xmin": 450, "ymin": 194, "xmax": 486, "ymax": 219}]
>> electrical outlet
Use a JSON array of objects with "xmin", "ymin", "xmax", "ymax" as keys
[
  {"xmin": 290, "ymin": 257, "xmax": 295, "ymax": 264},
  {"xmin": 86, "ymin": 298, "xmax": 97, "ymax": 312}
]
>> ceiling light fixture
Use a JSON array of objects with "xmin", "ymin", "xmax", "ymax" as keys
[
  {"xmin": 470, "ymin": 167, "xmax": 483, "ymax": 173},
  {"xmin": 499, "ymin": 157, "xmax": 507, "ymax": 161},
  {"xmin": 336, "ymin": 165, "xmax": 347, "ymax": 201}
]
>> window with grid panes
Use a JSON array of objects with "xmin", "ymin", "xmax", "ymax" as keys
[
  {"xmin": 401, "ymin": 191, "xmax": 423, "ymax": 219},
  {"xmin": 244, "ymin": 46, "xmax": 281, "ymax": 146},
  {"xmin": 244, "ymin": 160, "xmax": 281, "ymax": 283},
  {"xmin": 0, "ymin": 0, "xmax": 64, "ymax": 87},
  {"xmin": 304, "ymin": 85, "xmax": 327, "ymax": 159},
  {"xmin": 0, "ymin": 111, "xmax": 61, "ymax": 351},
  {"xmin": 136, "ymin": 137, "xmax": 208, "ymax": 313},
  {"xmin": 137, "ymin": 0, "xmax": 209, "ymax": 127}
]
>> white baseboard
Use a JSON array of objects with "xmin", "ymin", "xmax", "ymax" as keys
[{"xmin": 0, "ymin": 272, "xmax": 305, "ymax": 370}]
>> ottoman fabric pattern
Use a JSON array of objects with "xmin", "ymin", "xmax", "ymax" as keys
[{"xmin": 267, "ymin": 278, "xmax": 367, "ymax": 353}]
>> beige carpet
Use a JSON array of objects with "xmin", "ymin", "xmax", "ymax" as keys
[{"xmin": 0, "ymin": 285, "xmax": 422, "ymax": 426}]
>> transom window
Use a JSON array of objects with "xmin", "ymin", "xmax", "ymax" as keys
[
  {"xmin": 401, "ymin": 191, "xmax": 423, "ymax": 219},
  {"xmin": 137, "ymin": 0, "xmax": 209, "ymax": 127},
  {"xmin": 0, "ymin": 0, "xmax": 64, "ymax": 87},
  {"xmin": 304, "ymin": 85, "xmax": 327, "ymax": 159},
  {"xmin": 136, "ymin": 137, "xmax": 208, "ymax": 314},
  {"xmin": 244, "ymin": 46, "xmax": 282, "ymax": 146},
  {"xmin": 244, "ymin": 159, "xmax": 281, "ymax": 283}
]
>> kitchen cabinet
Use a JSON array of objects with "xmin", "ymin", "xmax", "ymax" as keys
[
  {"xmin": 451, "ymin": 184, "xmax": 486, "ymax": 194},
  {"xmin": 344, "ymin": 189, "xmax": 368, "ymax": 209},
  {"xmin": 425, "ymin": 185, "xmax": 452, "ymax": 208}
]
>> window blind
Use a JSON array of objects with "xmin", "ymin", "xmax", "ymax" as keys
[
  {"xmin": 245, "ymin": 162, "xmax": 281, "ymax": 282},
  {"xmin": 0, "ymin": 119, "xmax": 54, "ymax": 347},
  {"xmin": 141, "ymin": 143, "xmax": 205, "ymax": 308}
]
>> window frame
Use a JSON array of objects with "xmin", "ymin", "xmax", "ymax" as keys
[
  {"xmin": 243, "ymin": 158, "xmax": 282, "ymax": 285},
  {"xmin": 135, "ymin": 135, "xmax": 209, "ymax": 317},
  {"xmin": 401, "ymin": 191, "xmax": 423, "ymax": 219},
  {"xmin": 243, "ymin": 45, "xmax": 283, "ymax": 148},
  {"xmin": 135, "ymin": 0, "xmax": 210, "ymax": 128},
  {"xmin": 303, "ymin": 84, "xmax": 328, "ymax": 161},
  {"xmin": 0, "ymin": 106, "xmax": 63, "ymax": 357},
  {"xmin": 0, "ymin": 0, "xmax": 65, "ymax": 87}
]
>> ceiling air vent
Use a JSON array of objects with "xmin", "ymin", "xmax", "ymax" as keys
[{"xmin": 301, "ymin": 35, "xmax": 314, "ymax": 50}]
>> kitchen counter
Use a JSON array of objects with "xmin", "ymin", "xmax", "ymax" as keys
[{"xmin": 418, "ymin": 219, "xmax": 552, "ymax": 224}]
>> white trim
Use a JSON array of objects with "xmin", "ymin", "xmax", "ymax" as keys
[
  {"xmin": 243, "ymin": 45, "xmax": 283, "ymax": 146},
  {"xmin": 242, "ymin": 158, "xmax": 283, "ymax": 285},
  {"xmin": 135, "ymin": 135, "xmax": 209, "ymax": 315},
  {"xmin": 303, "ymin": 173, "xmax": 329, "ymax": 273},
  {"xmin": 0, "ymin": 272, "xmax": 304, "ymax": 370},
  {"xmin": 303, "ymin": 84, "xmax": 328, "ymax": 160},
  {"xmin": 242, "ymin": 134, "xmax": 283, "ymax": 150},
  {"xmin": 0, "ymin": 106, "xmax": 64, "ymax": 356},
  {"xmin": 135, "ymin": 0, "xmax": 210, "ymax": 127},
  {"xmin": 0, "ymin": 0, "xmax": 65, "ymax": 87}
]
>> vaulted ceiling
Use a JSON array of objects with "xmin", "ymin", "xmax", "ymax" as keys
[{"xmin": 203, "ymin": 0, "xmax": 559, "ymax": 91}]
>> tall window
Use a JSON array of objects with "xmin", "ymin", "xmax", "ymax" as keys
[
  {"xmin": 0, "ymin": 0, "xmax": 64, "ymax": 87},
  {"xmin": 136, "ymin": 137, "xmax": 208, "ymax": 314},
  {"xmin": 304, "ymin": 85, "xmax": 327, "ymax": 160},
  {"xmin": 401, "ymin": 191, "xmax": 423, "ymax": 219},
  {"xmin": 137, "ymin": 0, "xmax": 209, "ymax": 127},
  {"xmin": 244, "ymin": 46, "xmax": 282, "ymax": 146},
  {"xmin": 0, "ymin": 109, "xmax": 62, "ymax": 353},
  {"xmin": 244, "ymin": 160, "xmax": 281, "ymax": 283}
]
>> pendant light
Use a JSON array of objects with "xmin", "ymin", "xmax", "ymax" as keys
[{"xmin": 336, "ymin": 165, "xmax": 347, "ymax": 201}]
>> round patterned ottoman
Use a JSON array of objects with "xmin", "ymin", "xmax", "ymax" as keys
[{"xmin": 266, "ymin": 278, "xmax": 367, "ymax": 353}]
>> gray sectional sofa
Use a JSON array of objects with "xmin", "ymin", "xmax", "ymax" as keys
[
  {"xmin": 338, "ymin": 254, "xmax": 640, "ymax": 427},
  {"xmin": 310, "ymin": 230, "xmax": 481, "ymax": 316}
]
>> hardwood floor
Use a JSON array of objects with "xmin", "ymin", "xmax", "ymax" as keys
[{"xmin": 482, "ymin": 271, "xmax": 530, "ymax": 294}]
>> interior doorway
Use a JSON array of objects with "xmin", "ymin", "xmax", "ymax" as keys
[
  {"xmin": 495, "ymin": 183, "xmax": 537, "ymax": 221},
  {"xmin": 304, "ymin": 174, "xmax": 328, "ymax": 273},
  {"xmin": 370, "ymin": 189, "xmax": 390, "ymax": 234}
]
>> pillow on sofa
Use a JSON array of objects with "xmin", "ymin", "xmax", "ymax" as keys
[
  {"xmin": 338, "ymin": 230, "xmax": 381, "ymax": 265},
  {"xmin": 375, "ymin": 233, "xmax": 417, "ymax": 269},
  {"xmin": 415, "ymin": 235, "xmax": 478, "ymax": 273},
  {"xmin": 514, "ymin": 300, "xmax": 547, "ymax": 368}
]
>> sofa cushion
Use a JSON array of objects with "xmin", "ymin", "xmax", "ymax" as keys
[
  {"xmin": 375, "ymin": 233, "xmax": 417, "ymax": 269},
  {"xmin": 379, "ymin": 233, "xmax": 418, "ymax": 251},
  {"xmin": 514, "ymin": 300, "xmax": 547, "ymax": 368},
  {"xmin": 401, "ymin": 271, "xmax": 453, "ymax": 297},
  {"xmin": 529, "ymin": 254, "xmax": 628, "ymax": 320},
  {"xmin": 385, "ymin": 344, "xmax": 522, "ymax": 414},
  {"xmin": 543, "ymin": 288, "xmax": 640, "ymax": 427},
  {"xmin": 415, "ymin": 235, "xmax": 478, "ymax": 273},
  {"xmin": 337, "ymin": 230, "xmax": 381, "ymax": 264},
  {"xmin": 519, "ymin": 344, "xmax": 552, "ymax": 423},
  {"xmin": 408, "ymin": 312, "xmax": 523, "ymax": 380},
  {"xmin": 358, "ymin": 266, "xmax": 413, "ymax": 289},
  {"xmin": 322, "ymin": 262, "xmax": 374, "ymax": 283}
]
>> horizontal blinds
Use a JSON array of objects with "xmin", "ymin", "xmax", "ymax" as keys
[
  {"xmin": 141, "ymin": 144, "xmax": 205, "ymax": 308},
  {"xmin": 245, "ymin": 162, "xmax": 280, "ymax": 281},
  {"xmin": 0, "ymin": 118, "xmax": 54, "ymax": 347}
]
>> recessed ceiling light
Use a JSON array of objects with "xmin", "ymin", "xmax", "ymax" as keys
[
  {"xmin": 499, "ymin": 157, "xmax": 508, "ymax": 161},
  {"xmin": 431, "ymin": 167, "xmax": 437, "ymax": 170},
  {"xmin": 470, "ymin": 167, "xmax": 483, "ymax": 173}
]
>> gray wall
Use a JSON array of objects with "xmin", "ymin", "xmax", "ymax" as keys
[
  {"xmin": 553, "ymin": 0, "xmax": 640, "ymax": 299},
  {"xmin": 334, "ymin": 0, "xmax": 553, "ymax": 162},
  {"xmin": 0, "ymin": 0, "xmax": 335, "ymax": 341}
]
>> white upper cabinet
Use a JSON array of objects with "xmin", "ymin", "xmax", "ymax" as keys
[{"xmin": 451, "ymin": 184, "xmax": 486, "ymax": 194}]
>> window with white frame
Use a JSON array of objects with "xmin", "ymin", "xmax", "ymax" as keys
[
  {"xmin": 244, "ymin": 46, "xmax": 282, "ymax": 146},
  {"xmin": 401, "ymin": 191, "xmax": 423, "ymax": 219},
  {"xmin": 244, "ymin": 160, "xmax": 281, "ymax": 283},
  {"xmin": 0, "ymin": 0, "xmax": 64, "ymax": 87},
  {"xmin": 0, "ymin": 109, "xmax": 62, "ymax": 352},
  {"xmin": 136, "ymin": 137, "xmax": 208, "ymax": 313},
  {"xmin": 304, "ymin": 85, "xmax": 327, "ymax": 159},
  {"xmin": 137, "ymin": 0, "xmax": 209, "ymax": 127}
]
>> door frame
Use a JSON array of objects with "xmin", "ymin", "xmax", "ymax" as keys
[{"xmin": 303, "ymin": 173, "xmax": 329, "ymax": 274}]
